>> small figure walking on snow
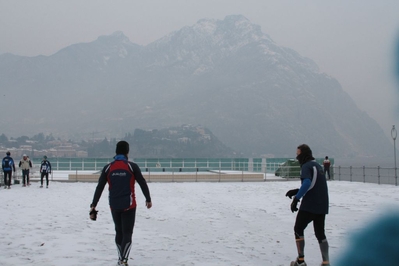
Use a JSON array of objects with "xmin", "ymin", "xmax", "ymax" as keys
[
  {"xmin": 2, "ymin": 151, "xmax": 16, "ymax": 189},
  {"xmin": 19, "ymin": 154, "xmax": 32, "ymax": 186},
  {"xmin": 39, "ymin": 155, "xmax": 51, "ymax": 188},
  {"xmin": 323, "ymin": 156, "xmax": 331, "ymax": 180},
  {"xmin": 89, "ymin": 141, "xmax": 152, "ymax": 266}
]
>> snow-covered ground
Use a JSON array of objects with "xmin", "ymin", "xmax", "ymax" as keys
[{"xmin": 0, "ymin": 175, "xmax": 398, "ymax": 266}]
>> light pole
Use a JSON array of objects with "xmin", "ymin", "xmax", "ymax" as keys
[{"xmin": 391, "ymin": 125, "xmax": 397, "ymax": 186}]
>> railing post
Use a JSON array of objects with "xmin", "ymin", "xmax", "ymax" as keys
[
  {"xmin": 378, "ymin": 166, "xmax": 380, "ymax": 185},
  {"xmin": 338, "ymin": 166, "xmax": 341, "ymax": 181},
  {"xmin": 350, "ymin": 166, "xmax": 352, "ymax": 182},
  {"xmin": 264, "ymin": 161, "xmax": 267, "ymax": 181},
  {"xmin": 363, "ymin": 166, "xmax": 365, "ymax": 183}
]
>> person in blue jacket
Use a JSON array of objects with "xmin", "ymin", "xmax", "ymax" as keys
[
  {"xmin": 286, "ymin": 144, "xmax": 330, "ymax": 266},
  {"xmin": 2, "ymin": 151, "xmax": 16, "ymax": 189},
  {"xmin": 90, "ymin": 140, "xmax": 152, "ymax": 266}
]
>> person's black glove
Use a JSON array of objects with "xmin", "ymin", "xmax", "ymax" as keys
[
  {"xmin": 291, "ymin": 197, "xmax": 299, "ymax": 213},
  {"xmin": 285, "ymin": 188, "xmax": 299, "ymax": 199},
  {"xmin": 89, "ymin": 208, "xmax": 98, "ymax": 221}
]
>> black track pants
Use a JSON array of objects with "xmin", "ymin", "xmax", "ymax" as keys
[
  {"xmin": 22, "ymin": 169, "xmax": 30, "ymax": 185},
  {"xmin": 294, "ymin": 210, "xmax": 327, "ymax": 242},
  {"xmin": 111, "ymin": 208, "xmax": 137, "ymax": 261},
  {"xmin": 4, "ymin": 171, "xmax": 12, "ymax": 187},
  {"xmin": 40, "ymin": 173, "xmax": 49, "ymax": 186}
]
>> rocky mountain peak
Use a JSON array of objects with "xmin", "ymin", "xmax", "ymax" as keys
[
  {"xmin": 153, "ymin": 15, "xmax": 270, "ymax": 50},
  {"xmin": 96, "ymin": 31, "xmax": 132, "ymax": 44}
]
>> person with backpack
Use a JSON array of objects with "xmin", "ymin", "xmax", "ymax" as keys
[
  {"xmin": 286, "ymin": 144, "xmax": 330, "ymax": 266},
  {"xmin": 39, "ymin": 155, "xmax": 51, "ymax": 188},
  {"xmin": 19, "ymin": 154, "xmax": 33, "ymax": 186},
  {"xmin": 89, "ymin": 141, "xmax": 152, "ymax": 266},
  {"xmin": 2, "ymin": 151, "xmax": 16, "ymax": 189}
]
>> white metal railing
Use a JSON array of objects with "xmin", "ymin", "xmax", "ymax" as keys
[{"xmin": 3, "ymin": 161, "xmax": 398, "ymax": 186}]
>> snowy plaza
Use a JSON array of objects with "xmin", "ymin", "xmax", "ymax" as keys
[{"xmin": 1, "ymin": 177, "xmax": 398, "ymax": 266}]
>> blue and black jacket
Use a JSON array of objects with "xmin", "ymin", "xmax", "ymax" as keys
[
  {"xmin": 40, "ymin": 160, "xmax": 52, "ymax": 173},
  {"xmin": 2, "ymin": 156, "xmax": 16, "ymax": 172},
  {"xmin": 295, "ymin": 160, "xmax": 329, "ymax": 214}
]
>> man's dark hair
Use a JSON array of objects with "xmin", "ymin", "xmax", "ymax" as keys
[
  {"xmin": 296, "ymin": 144, "xmax": 315, "ymax": 165},
  {"xmin": 116, "ymin": 141, "xmax": 129, "ymax": 155},
  {"xmin": 297, "ymin": 144, "xmax": 312, "ymax": 154}
]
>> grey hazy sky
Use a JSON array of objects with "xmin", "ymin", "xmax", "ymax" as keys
[{"xmin": 1, "ymin": 0, "xmax": 399, "ymax": 139}]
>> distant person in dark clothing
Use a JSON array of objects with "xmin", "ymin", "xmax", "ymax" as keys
[
  {"xmin": 40, "ymin": 155, "xmax": 51, "ymax": 188},
  {"xmin": 286, "ymin": 144, "xmax": 330, "ymax": 266},
  {"xmin": 2, "ymin": 151, "xmax": 16, "ymax": 189},
  {"xmin": 90, "ymin": 140, "xmax": 152, "ymax": 266},
  {"xmin": 19, "ymin": 154, "xmax": 32, "ymax": 186},
  {"xmin": 323, "ymin": 156, "xmax": 331, "ymax": 180}
]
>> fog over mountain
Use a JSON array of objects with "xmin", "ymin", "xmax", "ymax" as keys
[{"xmin": 0, "ymin": 15, "xmax": 392, "ymax": 158}]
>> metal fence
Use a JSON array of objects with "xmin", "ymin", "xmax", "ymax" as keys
[
  {"xmin": 25, "ymin": 158, "xmax": 275, "ymax": 173},
  {"xmin": 263, "ymin": 165, "xmax": 398, "ymax": 186},
  {"xmin": 24, "ymin": 157, "xmax": 330, "ymax": 173},
  {"xmin": 4, "ymin": 157, "xmax": 398, "ymax": 186},
  {"xmin": 333, "ymin": 166, "xmax": 398, "ymax": 185}
]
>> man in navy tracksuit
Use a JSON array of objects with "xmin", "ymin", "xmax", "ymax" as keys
[
  {"xmin": 286, "ymin": 144, "xmax": 330, "ymax": 266},
  {"xmin": 90, "ymin": 141, "xmax": 152, "ymax": 266},
  {"xmin": 2, "ymin": 151, "xmax": 16, "ymax": 189}
]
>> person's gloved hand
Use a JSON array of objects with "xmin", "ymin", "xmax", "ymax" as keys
[
  {"xmin": 89, "ymin": 205, "xmax": 98, "ymax": 221},
  {"xmin": 285, "ymin": 188, "xmax": 299, "ymax": 199},
  {"xmin": 291, "ymin": 197, "xmax": 299, "ymax": 213}
]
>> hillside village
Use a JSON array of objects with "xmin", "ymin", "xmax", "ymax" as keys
[
  {"xmin": 0, "ymin": 125, "xmax": 236, "ymax": 159},
  {"xmin": 0, "ymin": 134, "xmax": 88, "ymax": 159}
]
